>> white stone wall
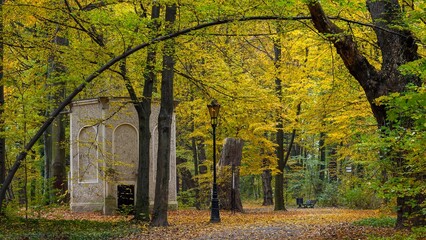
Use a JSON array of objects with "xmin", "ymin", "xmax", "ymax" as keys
[{"xmin": 69, "ymin": 97, "xmax": 177, "ymax": 214}]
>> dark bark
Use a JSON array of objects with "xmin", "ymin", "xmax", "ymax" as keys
[
  {"xmin": 133, "ymin": 2, "xmax": 160, "ymax": 222},
  {"xmin": 197, "ymin": 141, "xmax": 207, "ymax": 174},
  {"xmin": 307, "ymin": 0, "xmax": 423, "ymax": 228},
  {"xmin": 319, "ymin": 132, "xmax": 325, "ymax": 181},
  {"xmin": 273, "ymin": 34, "xmax": 285, "ymax": 211},
  {"xmin": 50, "ymin": 112, "xmax": 66, "ymax": 195},
  {"xmin": 191, "ymin": 121, "xmax": 202, "ymax": 209},
  {"xmin": 0, "ymin": 0, "xmax": 5, "ymax": 187},
  {"xmin": 261, "ymin": 169, "xmax": 273, "ymax": 206},
  {"xmin": 150, "ymin": 4, "xmax": 176, "ymax": 227},
  {"xmin": 45, "ymin": 35, "xmax": 69, "ymax": 202},
  {"xmin": 177, "ymin": 157, "xmax": 196, "ymax": 191},
  {"xmin": 218, "ymin": 138, "xmax": 243, "ymax": 212},
  {"xmin": 260, "ymin": 137, "xmax": 273, "ymax": 206},
  {"xmin": 328, "ymin": 147, "xmax": 338, "ymax": 182}
]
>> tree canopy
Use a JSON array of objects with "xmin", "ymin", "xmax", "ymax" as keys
[{"xmin": 0, "ymin": 0, "xmax": 425, "ymax": 228}]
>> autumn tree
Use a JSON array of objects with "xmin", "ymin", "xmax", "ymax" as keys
[
  {"xmin": 151, "ymin": 3, "xmax": 177, "ymax": 227},
  {"xmin": 307, "ymin": 0, "xmax": 424, "ymax": 227},
  {"xmin": 132, "ymin": 2, "xmax": 160, "ymax": 223},
  {"xmin": 44, "ymin": 32, "xmax": 69, "ymax": 203}
]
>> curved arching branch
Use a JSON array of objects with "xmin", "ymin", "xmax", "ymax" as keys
[{"xmin": 0, "ymin": 13, "xmax": 410, "ymax": 213}]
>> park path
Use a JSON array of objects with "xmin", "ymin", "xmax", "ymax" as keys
[{"xmin": 124, "ymin": 207, "xmax": 401, "ymax": 239}]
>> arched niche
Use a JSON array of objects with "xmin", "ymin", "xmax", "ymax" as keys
[
  {"xmin": 112, "ymin": 123, "xmax": 138, "ymax": 180},
  {"xmin": 77, "ymin": 126, "xmax": 99, "ymax": 183}
]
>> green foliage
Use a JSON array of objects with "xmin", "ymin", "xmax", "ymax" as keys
[
  {"xmin": 411, "ymin": 227, "xmax": 426, "ymax": 239},
  {"xmin": 239, "ymin": 175, "xmax": 262, "ymax": 200},
  {"xmin": 177, "ymin": 189, "xmax": 197, "ymax": 209},
  {"xmin": 317, "ymin": 182, "xmax": 340, "ymax": 207},
  {"xmin": 117, "ymin": 204, "xmax": 134, "ymax": 216},
  {"xmin": 353, "ymin": 216, "xmax": 396, "ymax": 227},
  {"xmin": 0, "ymin": 217, "xmax": 141, "ymax": 240},
  {"xmin": 374, "ymin": 86, "xmax": 426, "ymax": 215},
  {"xmin": 340, "ymin": 182, "xmax": 382, "ymax": 209}
]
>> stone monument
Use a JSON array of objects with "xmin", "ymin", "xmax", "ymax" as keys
[{"xmin": 68, "ymin": 97, "xmax": 177, "ymax": 214}]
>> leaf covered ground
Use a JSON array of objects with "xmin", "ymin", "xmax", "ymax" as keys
[{"xmin": 0, "ymin": 205, "xmax": 420, "ymax": 240}]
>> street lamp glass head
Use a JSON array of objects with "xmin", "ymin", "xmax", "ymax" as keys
[{"xmin": 207, "ymin": 100, "xmax": 220, "ymax": 125}]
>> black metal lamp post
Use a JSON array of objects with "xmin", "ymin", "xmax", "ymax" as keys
[{"xmin": 207, "ymin": 100, "xmax": 220, "ymax": 223}]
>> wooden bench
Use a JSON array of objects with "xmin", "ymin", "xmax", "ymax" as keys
[
  {"xmin": 302, "ymin": 199, "xmax": 317, "ymax": 208},
  {"xmin": 296, "ymin": 198, "xmax": 317, "ymax": 208}
]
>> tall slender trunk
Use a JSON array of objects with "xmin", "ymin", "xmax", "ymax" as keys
[
  {"xmin": 45, "ymin": 35, "xmax": 69, "ymax": 202},
  {"xmin": 150, "ymin": 4, "xmax": 176, "ymax": 227},
  {"xmin": 261, "ymin": 135, "xmax": 273, "ymax": 206},
  {"xmin": 273, "ymin": 35, "xmax": 285, "ymax": 211},
  {"xmin": 133, "ymin": 2, "xmax": 160, "ymax": 222},
  {"xmin": 0, "ymin": 0, "xmax": 5, "ymax": 188},
  {"xmin": 191, "ymin": 119, "xmax": 201, "ymax": 209},
  {"xmin": 316, "ymin": 132, "xmax": 326, "ymax": 195},
  {"xmin": 328, "ymin": 147, "xmax": 337, "ymax": 181}
]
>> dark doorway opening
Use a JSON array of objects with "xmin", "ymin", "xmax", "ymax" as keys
[{"xmin": 117, "ymin": 185, "xmax": 135, "ymax": 214}]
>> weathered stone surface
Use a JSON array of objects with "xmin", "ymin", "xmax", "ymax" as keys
[{"xmin": 69, "ymin": 97, "xmax": 177, "ymax": 214}]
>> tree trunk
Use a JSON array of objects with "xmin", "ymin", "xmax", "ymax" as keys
[
  {"xmin": 133, "ymin": 2, "xmax": 160, "ymax": 222},
  {"xmin": 261, "ymin": 142, "xmax": 273, "ymax": 206},
  {"xmin": 273, "ymin": 33, "xmax": 285, "ymax": 211},
  {"xmin": 150, "ymin": 4, "xmax": 176, "ymax": 227},
  {"xmin": 0, "ymin": 0, "xmax": 5, "ymax": 193},
  {"xmin": 45, "ymin": 35, "xmax": 69, "ymax": 203},
  {"xmin": 191, "ymin": 128, "xmax": 201, "ymax": 209},
  {"xmin": 177, "ymin": 156, "xmax": 196, "ymax": 193},
  {"xmin": 50, "ymin": 112, "xmax": 66, "ymax": 197},
  {"xmin": 261, "ymin": 169, "xmax": 273, "ymax": 206},
  {"xmin": 307, "ymin": 0, "xmax": 424, "ymax": 228},
  {"xmin": 218, "ymin": 138, "xmax": 243, "ymax": 212},
  {"xmin": 328, "ymin": 147, "xmax": 337, "ymax": 182},
  {"xmin": 316, "ymin": 132, "xmax": 326, "ymax": 195}
]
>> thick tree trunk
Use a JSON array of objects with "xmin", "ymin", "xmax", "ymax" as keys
[
  {"xmin": 261, "ymin": 169, "xmax": 273, "ymax": 206},
  {"xmin": 133, "ymin": 2, "xmax": 160, "ymax": 222},
  {"xmin": 218, "ymin": 138, "xmax": 243, "ymax": 212},
  {"xmin": 150, "ymin": 4, "xmax": 176, "ymax": 227},
  {"xmin": 307, "ymin": 0, "xmax": 424, "ymax": 228}
]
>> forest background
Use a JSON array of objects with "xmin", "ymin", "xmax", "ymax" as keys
[{"xmin": 0, "ymin": 0, "xmax": 425, "ymax": 232}]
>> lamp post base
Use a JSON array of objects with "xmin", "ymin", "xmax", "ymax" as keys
[{"xmin": 210, "ymin": 183, "xmax": 220, "ymax": 223}]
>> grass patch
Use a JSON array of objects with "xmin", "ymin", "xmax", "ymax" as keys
[
  {"xmin": 0, "ymin": 216, "xmax": 142, "ymax": 240},
  {"xmin": 353, "ymin": 216, "xmax": 396, "ymax": 228}
]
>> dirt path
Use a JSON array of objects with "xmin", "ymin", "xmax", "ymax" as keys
[
  {"xmin": 122, "ymin": 207, "xmax": 402, "ymax": 239},
  {"xmin": 33, "ymin": 206, "xmax": 404, "ymax": 239}
]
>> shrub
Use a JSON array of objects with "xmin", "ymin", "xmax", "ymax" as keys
[
  {"xmin": 341, "ymin": 185, "xmax": 382, "ymax": 209},
  {"xmin": 353, "ymin": 217, "xmax": 396, "ymax": 227},
  {"xmin": 317, "ymin": 182, "xmax": 340, "ymax": 207}
]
